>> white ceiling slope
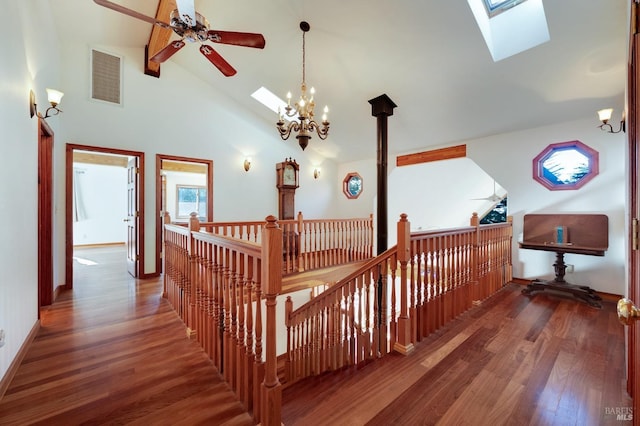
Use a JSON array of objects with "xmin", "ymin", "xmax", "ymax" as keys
[{"xmin": 50, "ymin": 0, "xmax": 628, "ymax": 162}]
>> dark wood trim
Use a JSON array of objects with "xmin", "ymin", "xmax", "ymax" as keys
[
  {"xmin": 0, "ymin": 320, "xmax": 39, "ymax": 401},
  {"xmin": 396, "ymin": 144, "xmax": 467, "ymax": 167},
  {"xmin": 38, "ymin": 118, "xmax": 54, "ymax": 310},
  {"xmin": 628, "ymin": 1, "xmax": 640, "ymax": 410},
  {"xmin": 369, "ymin": 94, "xmax": 397, "ymax": 255},
  {"xmin": 65, "ymin": 144, "xmax": 146, "ymax": 287},
  {"xmin": 155, "ymin": 154, "xmax": 214, "ymax": 275}
]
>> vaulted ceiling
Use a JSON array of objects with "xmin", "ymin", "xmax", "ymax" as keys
[{"xmin": 51, "ymin": 0, "xmax": 628, "ymax": 162}]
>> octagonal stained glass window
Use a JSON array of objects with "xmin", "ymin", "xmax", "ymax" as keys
[
  {"xmin": 532, "ymin": 140, "xmax": 599, "ymax": 191},
  {"xmin": 343, "ymin": 172, "xmax": 363, "ymax": 199}
]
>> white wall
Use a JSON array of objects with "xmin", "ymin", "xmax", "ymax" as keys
[
  {"xmin": 0, "ymin": 1, "xmax": 63, "ymax": 382},
  {"xmin": 468, "ymin": 118, "xmax": 626, "ymax": 295},
  {"xmin": 57, "ymin": 42, "xmax": 339, "ymax": 275},
  {"xmin": 73, "ymin": 163, "xmax": 127, "ymax": 245},
  {"xmin": 338, "ymin": 119, "xmax": 625, "ymax": 295}
]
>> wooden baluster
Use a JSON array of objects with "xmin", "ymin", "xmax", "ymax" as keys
[
  {"xmin": 285, "ymin": 296, "xmax": 293, "ymax": 383},
  {"xmin": 297, "ymin": 212, "xmax": 304, "ymax": 272},
  {"xmin": 213, "ymin": 244, "xmax": 223, "ymax": 370},
  {"xmin": 230, "ymin": 250, "xmax": 239, "ymax": 391},
  {"xmin": 236, "ymin": 252, "xmax": 246, "ymax": 401},
  {"xmin": 186, "ymin": 213, "xmax": 200, "ymax": 339},
  {"xmin": 253, "ymin": 257, "xmax": 263, "ymax": 424},
  {"xmin": 205, "ymin": 243, "xmax": 214, "ymax": 360},
  {"xmin": 244, "ymin": 259, "xmax": 255, "ymax": 411},
  {"xmin": 389, "ymin": 255, "xmax": 397, "ymax": 352},
  {"xmin": 222, "ymin": 247, "xmax": 232, "ymax": 383},
  {"xmin": 348, "ymin": 280, "xmax": 356, "ymax": 366}
]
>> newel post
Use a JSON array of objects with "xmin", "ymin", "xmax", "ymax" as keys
[
  {"xmin": 394, "ymin": 213, "xmax": 415, "ymax": 355},
  {"xmin": 260, "ymin": 215, "xmax": 283, "ymax": 426},
  {"xmin": 186, "ymin": 212, "xmax": 200, "ymax": 338}
]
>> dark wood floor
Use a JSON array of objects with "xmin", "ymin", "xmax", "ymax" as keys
[
  {"xmin": 281, "ymin": 283, "xmax": 633, "ymax": 425},
  {"xmin": 0, "ymin": 246, "xmax": 632, "ymax": 425},
  {"xmin": 0, "ymin": 245, "xmax": 252, "ymax": 425}
]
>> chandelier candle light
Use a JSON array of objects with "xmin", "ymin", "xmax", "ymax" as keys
[{"xmin": 277, "ymin": 21, "xmax": 330, "ymax": 151}]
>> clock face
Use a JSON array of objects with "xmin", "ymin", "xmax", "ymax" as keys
[{"xmin": 283, "ymin": 164, "xmax": 296, "ymax": 185}]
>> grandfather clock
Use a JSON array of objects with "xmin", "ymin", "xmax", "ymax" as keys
[{"xmin": 276, "ymin": 158, "xmax": 299, "ymax": 220}]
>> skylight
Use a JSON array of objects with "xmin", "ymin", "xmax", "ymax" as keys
[
  {"xmin": 468, "ymin": 0, "xmax": 550, "ymax": 61},
  {"xmin": 483, "ymin": 0, "xmax": 527, "ymax": 17},
  {"xmin": 251, "ymin": 87, "xmax": 294, "ymax": 122}
]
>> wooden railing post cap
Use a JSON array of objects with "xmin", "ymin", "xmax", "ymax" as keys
[
  {"xmin": 264, "ymin": 215, "xmax": 278, "ymax": 228},
  {"xmin": 399, "ymin": 213, "xmax": 408, "ymax": 222},
  {"xmin": 189, "ymin": 212, "xmax": 200, "ymax": 232}
]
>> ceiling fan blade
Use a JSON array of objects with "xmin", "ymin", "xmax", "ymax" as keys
[
  {"xmin": 207, "ymin": 31, "xmax": 266, "ymax": 49},
  {"xmin": 200, "ymin": 45, "xmax": 237, "ymax": 76},
  {"xmin": 175, "ymin": 0, "xmax": 197, "ymax": 27},
  {"xmin": 150, "ymin": 40, "xmax": 186, "ymax": 63},
  {"xmin": 93, "ymin": 0, "xmax": 171, "ymax": 29}
]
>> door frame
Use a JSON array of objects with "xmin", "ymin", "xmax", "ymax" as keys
[
  {"xmin": 155, "ymin": 154, "xmax": 213, "ymax": 274},
  {"xmin": 38, "ymin": 117, "xmax": 54, "ymax": 312},
  {"xmin": 65, "ymin": 144, "xmax": 146, "ymax": 288},
  {"xmin": 627, "ymin": 0, "xmax": 639, "ymax": 419}
]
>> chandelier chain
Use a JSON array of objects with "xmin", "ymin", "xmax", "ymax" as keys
[{"xmin": 302, "ymin": 31, "xmax": 306, "ymax": 85}]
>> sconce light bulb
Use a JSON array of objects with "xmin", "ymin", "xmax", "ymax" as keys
[
  {"xmin": 46, "ymin": 88, "xmax": 64, "ymax": 107},
  {"xmin": 597, "ymin": 108, "xmax": 613, "ymax": 124}
]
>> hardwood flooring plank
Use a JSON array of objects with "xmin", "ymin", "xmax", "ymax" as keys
[
  {"xmin": 0, "ymin": 246, "xmax": 252, "ymax": 425},
  {"xmin": 282, "ymin": 283, "xmax": 631, "ymax": 426}
]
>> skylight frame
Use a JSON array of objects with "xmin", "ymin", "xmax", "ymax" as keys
[{"xmin": 483, "ymin": 0, "xmax": 528, "ymax": 17}]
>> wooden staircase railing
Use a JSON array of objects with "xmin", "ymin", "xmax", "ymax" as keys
[
  {"xmin": 163, "ymin": 212, "xmax": 374, "ymax": 425},
  {"xmin": 163, "ymin": 212, "xmax": 512, "ymax": 424},
  {"xmin": 284, "ymin": 213, "xmax": 513, "ymax": 385},
  {"xmin": 177, "ymin": 212, "xmax": 374, "ymax": 275}
]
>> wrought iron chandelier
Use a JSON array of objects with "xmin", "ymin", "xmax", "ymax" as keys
[{"xmin": 276, "ymin": 21, "xmax": 329, "ymax": 151}]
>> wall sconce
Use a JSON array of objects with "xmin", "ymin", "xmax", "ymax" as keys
[
  {"xmin": 243, "ymin": 157, "xmax": 251, "ymax": 172},
  {"xmin": 30, "ymin": 88, "xmax": 64, "ymax": 119},
  {"xmin": 313, "ymin": 168, "xmax": 321, "ymax": 179},
  {"xmin": 597, "ymin": 108, "xmax": 625, "ymax": 133}
]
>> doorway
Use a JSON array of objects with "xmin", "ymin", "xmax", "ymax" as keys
[
  {"xmin": 155, "ymin": 155, "xmax": 213, "ymax": 274},
  {"xmin": 65, "ymin": 144, "xmax": 145, "ymax": 289}
]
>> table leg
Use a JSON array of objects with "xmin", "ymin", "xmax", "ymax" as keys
[{"xmin": 522, "ymin": 250, "xmax": 602, "ymax": 308}]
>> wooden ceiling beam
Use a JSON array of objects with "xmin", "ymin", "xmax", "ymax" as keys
[{"xmin": 144, "ymin": 0, "xmax": 176, "ymax": 78}]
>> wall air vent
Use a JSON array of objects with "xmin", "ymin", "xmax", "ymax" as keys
[{"xmin": 91, "ymin": 49, "xmax": 122, "ymax": 105}]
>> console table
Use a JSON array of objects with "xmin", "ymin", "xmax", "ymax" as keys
[{"xmin": 519, "ymin": 214, "xmax": 608, "ymax": 308}]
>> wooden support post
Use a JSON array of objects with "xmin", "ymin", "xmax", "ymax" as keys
[
  {"xmin": 394, "ymin": 214, "xmax": 415, "ymax": 355},
  {"xmin": 369, "ymin": 94, "xmax": 397, "ymax": 256},
  {"xmin": 260, "ymin": 215, "xmax": 283, "ymax": 426}
]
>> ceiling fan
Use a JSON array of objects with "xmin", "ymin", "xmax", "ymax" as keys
[
  {"xmin": 471, "ymin": 180, "xmax": 503, "ymax": 202},
  {"xmin": 93, "ymin": 0, "xmax": 266, "ymax": 76}
]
